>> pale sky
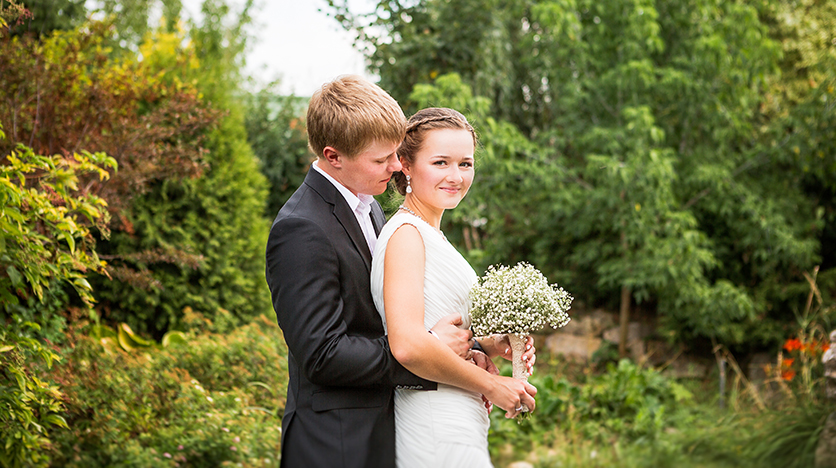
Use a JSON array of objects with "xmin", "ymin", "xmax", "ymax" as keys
[{"xmin": 183, "ymin": 0, "xmax": 377, "ymax": 96}]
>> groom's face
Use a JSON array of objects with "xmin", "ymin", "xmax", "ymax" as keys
[{"xmin": 338, "ymin": 140, "xmax": 403, "ymax": 196}]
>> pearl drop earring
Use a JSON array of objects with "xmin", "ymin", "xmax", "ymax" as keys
[{"xmin": 406, "ymin": 175, "xmax": 412, "ymax": 194}]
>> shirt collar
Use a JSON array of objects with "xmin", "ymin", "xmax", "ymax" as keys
[{"xmin": 312, "ymin": 161, "xmax": 375, "ymax": 212}]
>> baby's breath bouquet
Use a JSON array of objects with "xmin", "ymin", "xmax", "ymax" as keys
[{"xmin": 470, "ymin": 262, "xmax": 572, "ymax": 411}]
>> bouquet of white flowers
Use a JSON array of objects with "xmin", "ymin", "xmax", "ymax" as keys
[{"xmin": 470, "ymin": 262, "xmax": 572, "ymax": 412}]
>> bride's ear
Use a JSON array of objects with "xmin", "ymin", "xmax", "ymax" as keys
[{"xmin": 399, "ymin": 158, "xmax": 411, "ymax": 174}]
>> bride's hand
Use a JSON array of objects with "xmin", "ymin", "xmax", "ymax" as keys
[
  {"xmin": 484, "ymin": 374, "xmax": 537, "ymax": 418},
  {"xmin": 480, "ymin": 334, "xmax": 536, "ymax": 375}
]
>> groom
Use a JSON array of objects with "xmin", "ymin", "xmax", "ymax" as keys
[{"xmin": 265, "ymin": 75, "xmax": 475, "ymax": 467}]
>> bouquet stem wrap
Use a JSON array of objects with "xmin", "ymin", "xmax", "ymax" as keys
[{"xmin": 508, "ymin": 334, "xmax": 530, "ymax": 412}]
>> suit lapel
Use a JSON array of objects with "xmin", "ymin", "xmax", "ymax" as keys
[
  {"xmin": 304, "ymin": 169, "xmax": 373, "ymax": 270},
  {"xmin": 370, "ymin": 202, "xmax": 386, "ymax": 236},
  {"xmin": 334, "ymin": 199, "xmax": 373, "ymax": 269}
]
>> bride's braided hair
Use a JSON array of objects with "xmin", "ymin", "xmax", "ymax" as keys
[{"xmin": 393, "ymin": 108, "xmax": 478, "ymax": 195}]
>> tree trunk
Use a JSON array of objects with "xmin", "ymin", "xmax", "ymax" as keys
[{"xmin": 619, "ymin": 286, "xmax": 630, "ymax": 358}]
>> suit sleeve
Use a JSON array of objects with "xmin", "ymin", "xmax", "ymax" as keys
[{"xmin": 266, "ymin": 216, "xmax": 433, "ymax": 389}]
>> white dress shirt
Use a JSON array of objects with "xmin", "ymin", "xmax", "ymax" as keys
[{"xmin": 312, "ymin": 162, "xmax": 378, "ymax": 255}]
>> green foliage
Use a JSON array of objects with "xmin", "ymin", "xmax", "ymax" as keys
[
  {"xmin": 96, "ymin": 103, "xmax": 271, "ymax": 336},
  {"xmin": 487, "ymin": 353, "xmax": 832, "ymax": 468},
  {"xmin": 0, "ymin": 20, "xmax": 224, "ymax": 334},
  {"xmin": 91, "ymin": 0, "xmax": 284, "ymax": 334},
  {"xmin": 0, "ymin": 324, "xmax": 67, "ymax": 468},
  {"xmin": 0, "ymin": 1, "xmax": 31, "ymax": 36},
  {"xmin": 0, "ymin": 145, "xmax": 114, "ymax": 307},
  {"xmin": 244, "ymin": 87, "xmax": 311, "ymax": 216},
  {"xmin": 99, "ymin": 0, "xmax": 272, "ymax": 336},
  {"xmin": 2, "ymin": 287, "xmax": 72, "ymax": 346},
  {"xmin": 329, "ymin": 0, "xmax": 836, "ymax": 348},
  {"xmin": 580, "ymin": 360, "xmax": 694, "ymax": 439},
  {"xmin": 94, "ymin": 0, "xmax": 184, "ymax": 46},
  {"xmin": 0, "ymin": 9, "xmax": 271, "ymax": 336},
  {"xmin": 489, "ymin": 359, "xmax": 693, "ymax": 463},
  {"xmin": 0, "ymin": 22, "xmax": 219, "ymax": 203},
  {"xmin": 48, "ymin": 315, "xmax": 287, "ymax": 467},
  {"xmin": 738, "ymin": 403, "xmax": 827, "ymax": 468},
  {"xmin": 10, "ymin": 0, "xmax": 85, "ymax": 36},
  {"xmin": 0, "ymin": 140, "xmax": 112, "ymax": 468}
]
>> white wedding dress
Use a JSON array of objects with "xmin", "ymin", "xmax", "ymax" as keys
[{"xmin": 371, "ymin": 211, "xmax": 492, "ymax": 468}]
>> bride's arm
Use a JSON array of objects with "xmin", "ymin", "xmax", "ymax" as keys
[{"xmin": 383, "ymin": 224, "xmax": 536, "ymax": 417}]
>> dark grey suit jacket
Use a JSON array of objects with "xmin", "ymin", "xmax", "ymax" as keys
[{"xmin": 265, "ymin": 168, "xmax": 435, "ymax": 468}]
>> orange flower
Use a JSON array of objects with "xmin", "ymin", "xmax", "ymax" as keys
[
  {"xmin": 812, "ymin": 340, "xmax": 831, "ymax": 353},
  {"xmin": 783, "ymin": 338, "xmax": 802, "ymax": 352},
  {"xmin": 780, "ymin": 357, "xmax": 795, "ymax": 381}
]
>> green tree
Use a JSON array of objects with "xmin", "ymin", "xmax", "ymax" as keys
[
  {"xmin": 10, "ymin": 0, "xmax": 84, "ymax": 36},
  {"xmin": 329, "ymin": 0, "xmax": 833, "ymax": 347},
  {"xmin": 757, "ymin": 0, "xmax": 836, "ymax": 295},
  {"xmin": 93, "ymin": 0, "xmax": 183, "ymax": 46},
  {"xmin": 244, "ymin": 87, "xmax": 311, "ymax": 216}
]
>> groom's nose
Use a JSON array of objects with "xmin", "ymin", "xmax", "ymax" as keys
[{"xmin": 389, "ymin": 153, "xmax": 403, "ymax": 172}]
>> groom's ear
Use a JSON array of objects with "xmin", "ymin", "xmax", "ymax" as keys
[{"xmin": 322, "ymin": 146, "xmax": 343, "ymax": 168}]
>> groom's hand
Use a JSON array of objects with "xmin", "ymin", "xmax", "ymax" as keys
[
  {"xmin": 471, "ymin": 350, "xmax": 498, "ymax": 415},
  {"xmin": 471, "ymin": 350, "xmax": 499, "ymax": 375},
  {"xmin": 430, "ymin": 313, "xmax": 473, "ymax": 359}
]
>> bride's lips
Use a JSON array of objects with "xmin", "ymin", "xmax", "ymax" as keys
[{"xmin": 440, "ymin": 187, "xmax": 460, "ymax": 194}]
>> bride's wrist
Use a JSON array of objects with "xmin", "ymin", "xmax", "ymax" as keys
[{"xmin": 479, "ymin": 334, "xmax": 503, "ymax": 358}]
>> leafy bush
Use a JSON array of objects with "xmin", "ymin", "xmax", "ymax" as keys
[
  {"xmin": 48, "ymin": 315, "xmax": 287, "ymax": 467},
  {"xmin": 0, "ymin": 323, "xmax": 67, "ymax": 468},
  {"xmin": 489, "ymin": 359, "xmax": 694, "ymax": 464},
  {"xmin": 0, "ymin": 137, "xmax": 114, "ymax": 468},
  {"xmin": 579, "ymin": 359, "xmax": 694, "ymax": 440},
  {"xmin": 488, "ymin": 345, "xmax": 832, "ymax": 468}
]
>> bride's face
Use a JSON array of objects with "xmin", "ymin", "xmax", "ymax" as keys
[{"xmin": 404, "ymin": 128, "xmax": 475, "ymax": 210}]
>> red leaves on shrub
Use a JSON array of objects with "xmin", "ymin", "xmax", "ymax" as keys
[{"xmin": 0, "ymin": 23, "xmax": 221, "ymax": 213}]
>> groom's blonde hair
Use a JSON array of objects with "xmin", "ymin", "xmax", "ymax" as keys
[{"xmin": 307, "ymin": 75, "xmax": 406, "ymax": 159}]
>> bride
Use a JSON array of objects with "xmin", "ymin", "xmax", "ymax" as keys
[{"xmin": 370, "ymin": 107, "xmax": 538, "ymax": 467}]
